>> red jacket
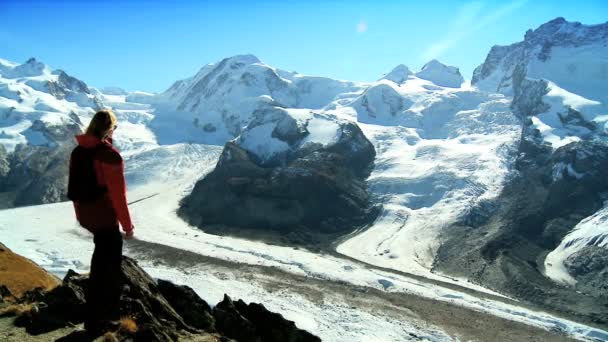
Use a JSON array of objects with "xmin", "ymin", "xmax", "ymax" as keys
[{"xmin": 71, "ymin": 134, "xmax": 133, "ymax": 233}]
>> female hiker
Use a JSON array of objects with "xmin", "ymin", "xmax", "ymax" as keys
[{"xmin": 68, "ymin": 109, "xmax": 134, "ymax": 335}]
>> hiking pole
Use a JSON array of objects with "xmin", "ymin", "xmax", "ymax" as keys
[{"xmin": 128, "ymin": 193, "xmax": 160, "ymax": 206}]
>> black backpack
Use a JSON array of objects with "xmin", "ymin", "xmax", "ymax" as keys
[{"xmin": 67, "ymin": 145, "xmax": 108, "ymax": 202}]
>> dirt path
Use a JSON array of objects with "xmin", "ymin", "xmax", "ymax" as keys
[{"xmin": 126, "ymin": 239, "xmax": 575, "ymax": 342}]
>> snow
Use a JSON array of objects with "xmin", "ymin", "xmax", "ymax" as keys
[
  {"xmin": 2, "ymin": 159, "xmax": 607, "ymax": 340},
  {"xmin": 380, "ymin": 64, "xmax": 413, "ymax": 85},
  {"xmin": 527, "ymin": 44, "xmax": 608, "ymax": 104},
  {"xmin": 338, "ymin": 81, "xmax": 521, "ymax": 279},
  {"xmin": 1, "ymin": 54, "xmax": 608, "ymax": 340},
  {"xmin": 545, "ymin": 205, "xmax": 608, "ymax": 286},
  {"xmin": 415, "ymin": 60, "xmax": 464, "ymax": 88},
  {"xmin": 0, "ymin": 59, "xmax": 103, "ymax": 152},
  {"xmin": 300, "ymin": 112, "xmax": 340, "ymax": 147},
  {"xmin": 238, "ymin": 122, "xmax": 291, "ymax": 160}
]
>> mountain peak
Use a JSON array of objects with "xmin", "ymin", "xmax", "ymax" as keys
[
  {"xmin": 415, "ymin": 59, "xmax": 463, "ymax": 88},
  {"xmin": 380, "ymin": 64, "xmax": 413, "ymax": 84},
  {"xmin": 224, "ymin": 54, "xmax": 262, "ymax": 65},
  {"xmin": 8, "ymin": 57, "xmax": 48, "ymax": 78},
  {"xmin": 523, "ymin": 17, "xmax": 607, "ymax": 46}
]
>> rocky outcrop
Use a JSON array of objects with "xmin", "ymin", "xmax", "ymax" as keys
[
  {"xmin": 3, "ymin": 255, "xmax": 320, "ymax": 342},
  {"xmin": 214, "ymin": 294, "xmax": 319, "ymax": 342},
  {"xmin": 565, "ymin": 246, "xmax": 608, "ymax": 298},
  {"xmin": 0, "ymin": 140, "xmax": 77, "ymax": 208},
  {"xmin": 178, "ymin": 117, "xmax": 377, "ymax": 247}
]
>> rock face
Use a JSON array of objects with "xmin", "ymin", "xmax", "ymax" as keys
[
  {"xmin": 431, "ymin": 18, "xmax": 608, "ymax": 324},
  {"xmin": 434, "ymin": 137, "xmax": 608, "ymax": 325},
  {"xmin": 5, "ymin": 255, "xmax": 320, "ymax": 342},
  {"xmin": 564, "ymin": 246, "xmax": 608, "ymax": 298},
  {"xmin": 0, "ymin": 133, "xmax": 78, "ymax": 208},
  {"xmin": 214, "ymin": 294, "xmax": 319, "ymax": 342},
  {"xmin": 178, "ymin": 114, "xmax": 377, "ymax": 246},
  {"xmin": 472, "ymin": 17, "xmax": 608, "ymax": 102}
]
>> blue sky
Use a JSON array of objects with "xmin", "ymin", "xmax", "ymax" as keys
[{"xmin": 0, "ymin": 0, "xmax": 606, "ymax": 92}]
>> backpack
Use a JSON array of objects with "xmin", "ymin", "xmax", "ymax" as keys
[{"xmin": 67, "ymin": 145, "xmax": 108, "ymax": 202}]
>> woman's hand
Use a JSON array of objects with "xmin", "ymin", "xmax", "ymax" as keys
[{"xmin": 124, "ymin": 228, "xmax": 134, "ymax": 240}]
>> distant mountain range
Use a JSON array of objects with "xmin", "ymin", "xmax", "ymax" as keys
[{"xmin": 0, "ymin": 17, "xmax": 606, "ymax": 326}]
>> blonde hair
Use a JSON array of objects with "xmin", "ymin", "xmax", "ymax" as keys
[{"xmin": 86, "ymin": 109, "xmax": 117, "ymax": 139}]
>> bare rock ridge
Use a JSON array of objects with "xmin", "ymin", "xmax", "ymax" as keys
[{"xmin": 0, "ymin": 246, "xmax": 320, "ymax": 342}]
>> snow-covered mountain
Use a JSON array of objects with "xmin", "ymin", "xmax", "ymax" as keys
[
  {"xmin": 0, "ymin": 57, "xmax": 101, "ymax": 151},
  {"xmin": 473, "ymin": 17, "xmax": 607, "ymax": 148},
  {"xmin": 145, "ymin": 54, "xmax": 366, "ymax": 145},
  {"xmin": 0, "ymin": 58, "xmax": 103, "ymax": 207},
  {"xmin": 428, "ymin": 17, "xmax": 608, "ymax": 320},
  {"xmin": 415, "ymin": 59, "xmax": 464, "ymax": 88},
  {"xmin": 1, "ymin": 17, "xmax": 607, "ymax": 338}
]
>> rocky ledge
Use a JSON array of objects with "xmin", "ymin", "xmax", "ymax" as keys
[{"xmin": 0, "ymin": 255, "xmax": 320, "ymax": 342}]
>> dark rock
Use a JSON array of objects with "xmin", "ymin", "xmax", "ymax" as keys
[
  {"xmin": 557, "ymin": 106, "xmax": 597, "ymax": 132},
  {"xmin": 157, "ymin": 279, "xmax": 215, "ymax": 331},
  {"xmin": 214, "ymin": 295, "xmax": 257, "ymax": 342},
  {"xmin": 0, "ymin": 284, "xmax": 13, "ymax": 299},
  {"xmin": 565, "ymin": 246, "xmax": 608, "ymax": 277},
  {"xmin": 13, "ymin": 256, "xmax": 317, "ymax": 341},
  {"xmin": 271, "ymin": 114, "xmax": 309, "ymax": 145},
  {"xmin": 15, "ymin": 281, "xmax": 86, "ymax": 335},
  {"xmin": 0, "ymin": 144, "xmax": 9, "ymax": 181},
  {"xmin": 179, "ymin": 118, "xmax": 377, "ymax": 246},
  {"xmin": 565, "ymin": 246, "xmax": 608, "ymax": 298},
  {"xmin": 0, "ymin": 285, "xmax": 14, "ymax": 305},
  {"xmin": 511, "ymin": 71, "xmax": 550, "ymax": 117},
  {"xmin": 0, "ymin": 117, "xmax": 82, "ymax": 209},
  {"xmin": 117, "ymin": 257, "xmax": 193, "ymax": 337},
  {"xmin": 434, "ymin": 137, "xmax": 608, "ymax": 325},
  {"xmin": 233, "ymin": 299, "xmax": 320, "ymax": 342},
  {"xmin": 214, "ymin": 294, "xmax": 321, "ymax": 342},
  {"xmin": 17, "ymin": 287, "xmax": 46, "ymax": 304}
]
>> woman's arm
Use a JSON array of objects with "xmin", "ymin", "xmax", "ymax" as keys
[{"xmin": 100, "ymin": 152, "xmax": 134, "ymax": 232}]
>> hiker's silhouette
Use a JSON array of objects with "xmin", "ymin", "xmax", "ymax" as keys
[{"xmin": 68, "ymin": 109, "xmax": 135, "ymax": 335}]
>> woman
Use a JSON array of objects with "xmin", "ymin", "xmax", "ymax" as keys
[{"xmin": 69, "ymin": 109, "xmax": 134, "ymax": 334}]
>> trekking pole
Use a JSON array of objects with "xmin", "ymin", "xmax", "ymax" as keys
[{"xmin": 128, "ymin": 193, "xmax": 160, "ymax": 206}]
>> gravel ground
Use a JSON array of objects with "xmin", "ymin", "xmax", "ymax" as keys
[{"xmin": 126, "ymin": 239, "xmax": 575, "ymax": 342}]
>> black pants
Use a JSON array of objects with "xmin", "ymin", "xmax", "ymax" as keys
[{"xmin": 85, "ymin": 228, "xmax": 123, "ymax": 329}]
